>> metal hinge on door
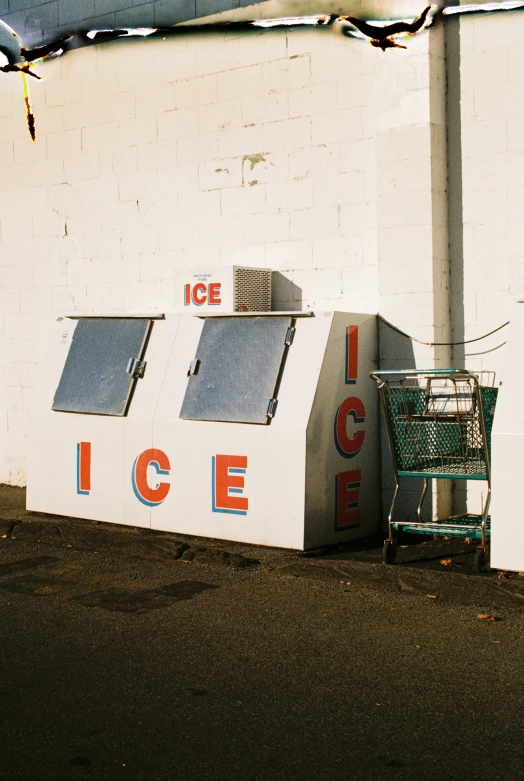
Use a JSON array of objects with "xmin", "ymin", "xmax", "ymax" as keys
[
  {"xmin": 187, "ymin": 359, "xmax": 200, "ymax": 376},
  {"xmin": 126, "ymin": 358, "xmax": 147, "ymax": 379},
  {"xmin": 266, "ymin": 398, "xmax": 278, "ymax": 418}
]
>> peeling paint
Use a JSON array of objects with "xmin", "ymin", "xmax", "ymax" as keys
[
  {"xmin": 85, "ymin": 7, "xmax": 435, "ymax": 53},
  {"xmin": 2, "ymin": 0, "xmax": 521, "ymax": 144},
  {"xmin": 243, "ymin": 154, "xmax": 266, "ymax": 170},
  {"xmin": 443, "ymin": 1, "xmax": 524, "ymax": 15},
  {"xmin": 0, "ymin": 20, "xmax": 69, "ymax": 141},
  {"xmin": 339, "ymin": 6, "xmax": 434, "ymax": 51}
]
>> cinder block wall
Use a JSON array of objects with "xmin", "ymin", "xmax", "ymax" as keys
[
  {"xmin": 460, "ymin": 10, "xmax": 524, "ymax": 376},
  {"xmin": 0, "ymin": 28, "xmax": 381, "ymax": 484},
  {"xmin": 452, "ymin": 12, "xmax": 524, "ymax": 516},
  {"xmin": 2, "ymin": 15, "xmax": 513, "ymax": 506}
]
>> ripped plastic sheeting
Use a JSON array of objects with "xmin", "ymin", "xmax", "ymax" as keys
[{"xmin": 443, "ymin": 1, "xmax": 524, "ymax": 15}]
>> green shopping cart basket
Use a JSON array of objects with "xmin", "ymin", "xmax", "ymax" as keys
[{"xmin": 370, "ymin": 369, "xmax": 498, "ymax": 572}]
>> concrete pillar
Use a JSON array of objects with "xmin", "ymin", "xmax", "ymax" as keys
[{"xmin": 374, "ymin": 20, "xmax": 452, "ymax": 522}]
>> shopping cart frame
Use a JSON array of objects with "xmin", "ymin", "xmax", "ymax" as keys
[{"xmin": 370, "ymin": 369, "xmax": 496, "ymax": 572}]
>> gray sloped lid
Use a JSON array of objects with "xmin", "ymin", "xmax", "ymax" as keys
[
  {"xmin": 180, "ymin": 316, "xmax": 292, "ymax": 424},
  {"xmin": 52, "ymin": 318, "xmax": 151, "ymax": 416}
]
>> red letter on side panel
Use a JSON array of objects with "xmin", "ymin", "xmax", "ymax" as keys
[
  {"xmin": 336, "ymin": 470, "xmax": 361, "ymax": 530},
  {"xmin": 346, "ymin": 325, "xmax": 358, "ymax": 384},
  {"xmin": 335, "ymin": 396, "xmax": 366, "ymax": 458}
]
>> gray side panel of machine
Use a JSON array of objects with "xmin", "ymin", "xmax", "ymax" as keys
[
  {"xmin": 52, "ymin": 318, "xmax": 151, "ymax": 416},
  {"xmin": 180, "ymin": 316, "xmax": 292, "ymax": 424}
]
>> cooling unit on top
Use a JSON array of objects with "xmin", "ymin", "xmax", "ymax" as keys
[{"xmin": 175, "ymin": 267, "xmax": 272, "ymax": 313}]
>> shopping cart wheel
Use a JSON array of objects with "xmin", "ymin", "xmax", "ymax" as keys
[
  {"xmin": 473, "ymin": 547, "xmax": 486, "ymax": 574},
  {"xmin": 382, "ymin": 539, "xmax": 397, "ymax": 565}
]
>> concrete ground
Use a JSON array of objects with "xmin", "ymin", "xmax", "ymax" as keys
[
  {"xmin": 1, "ymin": 485, "xmax": 523, "ymax": 611},
  {"xmin": 2, "ymin": 485, "xmax": 524, "ymax": 779},
  {"xmin": 0, "ymin": 536, "xmax": 523, "ymax": 781}
]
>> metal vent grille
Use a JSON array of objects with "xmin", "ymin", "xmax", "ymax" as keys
[{"xmin": 233, "ymin": 268, "xmax": 271, "ymax": 312}]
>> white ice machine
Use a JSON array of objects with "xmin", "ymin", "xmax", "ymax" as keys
[{"xmin": 27, "ymin": 311, "xmax": 380, "ymax": 550}]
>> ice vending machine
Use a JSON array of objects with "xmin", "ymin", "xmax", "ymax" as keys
[{"xmin": 27, "ymin": 311, "xmax": 380, "ymax": 549}]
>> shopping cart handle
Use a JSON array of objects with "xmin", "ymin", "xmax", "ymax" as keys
[{"xmin": 370, "ymin": 369, "xmax": 460, "ymax": 376}]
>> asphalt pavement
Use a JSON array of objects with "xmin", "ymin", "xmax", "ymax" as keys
[
  {"xmin": 0, "ymin": 536, "xmax": 523, "ymax": 781},
  {"xmin": 1, "ymin": 485, "xmax": 524, "ymax": 611}
]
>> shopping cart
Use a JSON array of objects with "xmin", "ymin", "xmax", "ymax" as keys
[{"xmin": 370, "ymin": 369, "xmax": 498, "ymax": 572}]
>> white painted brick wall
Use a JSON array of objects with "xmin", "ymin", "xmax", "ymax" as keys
[
  {"xmin": 0, "ymin": 25, "xmax": 449, "ymax": 486},
  {"xmin": 460, "ymin": 11, "xmax": 524, "ymax": 378},
  {"xmin": 450, "ymin": 12, "xmax": 524, "ymax": 517}
]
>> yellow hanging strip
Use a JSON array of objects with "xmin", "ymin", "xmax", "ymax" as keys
[{"xmin": 21, "ymin": 69, "xmax": 36, "ymax": 142}]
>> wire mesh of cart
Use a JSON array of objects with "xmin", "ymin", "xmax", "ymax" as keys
[{"xmin": 369, "ymin": 369, "xmax": 498, "ymax": 572}]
